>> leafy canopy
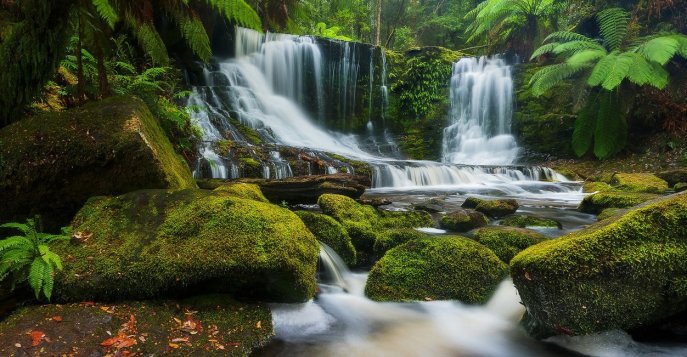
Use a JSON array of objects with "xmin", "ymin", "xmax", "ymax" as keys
[{"xmin": 0, "ymin": 218, "xmax": 70, "ymax": 301}]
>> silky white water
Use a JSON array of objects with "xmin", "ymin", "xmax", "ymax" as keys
[{"xmin": 442, "ymin": 56, "xmax": 519, "ymax": 165}]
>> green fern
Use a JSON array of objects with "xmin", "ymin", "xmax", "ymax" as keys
[
  {"xmin": 597, "ymin": 8, "xmax": 630, "ymax": 51},
  {"xmin": 571, "ymin": 96, "xmax": 598, "ymax": 157},
  {"xmin": 593, "ymin": 92, "xmax": 627, "ymax": 159},
  {"xmin": 90, "ymin": 0, "xmax": 119, "ymax": 28},
  {"xmin": 0, "ymin": 218, "xmax": 69, "ymax": 301}
]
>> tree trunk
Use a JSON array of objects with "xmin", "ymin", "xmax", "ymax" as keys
[
  {"xmin": 375, "ymin": 0, "xmax": 382, "ymax": 46},
  {"xmin": 76, "ymin": 15, "xmax": 86, "ymax": 103},
  {"xmin": 94, "ymin": 43, "xmax": 110, "ymax": 99}
]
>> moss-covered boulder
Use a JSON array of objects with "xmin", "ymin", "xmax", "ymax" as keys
[
  {"xmin": 365, "ymin": 237, "xmax": 507, "ymax": 303},
  {"xmin": 296, "ymin": 211, "xmax": 356, "ymax": 266},
  {"xmin": 656, "ymin": 169, "xmax": 687, "ymax": 187},
  {"xmin": 373, "ymin": 229, "xmax": 429, "ymax": 257},
  {"xmin": 53, "ymin": 189, "xmax": 319, "ymax": 303},
  {"xmin": 578, "ymin": 191, "xmax": 660, "ymax": 214},
  {"xmin": 213, "ymin": 183, "xmax": 269, "ymax": 202},
  {"xmin": 317, "ymin": 194, "xmax": 433, "ymax": 265},
  {"xmin": 440, "ymin": 209, "xmax": 489, "ymax": 232},
  {"xmin": 582, "ymin": 181, "xmax": 614, "ymax": 193},
  {"xmin": 675, "ymin": 183, "xmax": 687, "ymax": 193},
  {"xmin": 473, "ymin": 227, "xmax": 548, "ymax": 263},
  {"xmin": 0, "ymin": 296, "xmax": 272, "ymax": 356},
  {"xmin": 462, "ymin": 197, "xmax": 519, "ymax": 218},
  {"xmin": 597, "ymin": 208, "xmax": 625, "ymax": 221},
  {"xmin": 511, "ymin": 192, "xmax": 687, "ymax": 336},
  {"xmin": 0, "ymin": 96, "xmax": 196, "ymax": 228},
  {"xmin": 609, "ymin": 173, "xmax": 669, "ymax": 194},
  {"xmin": 500, "ymin": 215, "xmax": 562, "ymax": 229}
]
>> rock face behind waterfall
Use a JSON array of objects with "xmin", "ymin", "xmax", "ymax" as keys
[
  {"xmin": 0, "ymin": 96, "xmax": 196, "ymax": 228},
  {"xmin": 52, "ymin": 189, "xmax": 319, "ymax": 303},
  {"xmin": 511, "ymin": 192, "xmax": 687, "ymax": 336}
]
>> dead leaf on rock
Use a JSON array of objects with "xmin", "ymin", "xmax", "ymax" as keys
[{"xmin": 29, "ymin": 330, "xmax": 45, "ymax": 347}]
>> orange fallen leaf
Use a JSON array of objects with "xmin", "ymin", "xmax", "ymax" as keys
[
  {"xmin": 171, "ymin": 337, "xmax": 189, "ymax": 343},
  {"xmin": 29, "ymin": 330, "xmax": 45, "ymax": 347},
  {"xmin": 168, "ymin": 343, "xmax": 180, "ymax": 349},
  {"xmin": 256, "ymin": 320, "xmax": 261, "ymax": 329},
  {"xmin": 101, "ymin": 333, "xmax": 137, "ymax": 349},
  {"xmin": 51, "ymin": 315, "xmax": 63, "ymax": 322}
]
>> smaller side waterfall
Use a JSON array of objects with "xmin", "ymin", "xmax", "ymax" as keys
[
  {"xmin": 442, "ymin": 56, "xmax": 519, "ymax": 165},
  {"xmin": 318, "ymin": 242, "xmax": 350, "ymax": 292}
]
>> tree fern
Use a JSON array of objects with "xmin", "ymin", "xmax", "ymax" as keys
[
  {"xmin": 91, "ymin": 0, "xmax": 119, "ymax": 28},
  {"xmin": 133, "ymin": 23, "xmax": 170, "ymax": 65},
  {"xmin": 571, "ymin": 96, "xmax": 598, "ymax": 157},
  {"xmin": 205, "ymin": 0, "xmax": 261, "ymax": 30},
  {"xmin": 596, "ymin": 8, "xmax": 630, "ymax": 51},
  {"xmin": 544, "ymin": 31, "xmax": 594, "ymax": 43},
  {"xmin": 636, "ymin": 36, "xmax": 681, "ymax": 65},
  {"xmin": 593, "ymin": 92, "xmax": 626, "ymax": 159},
  {"xmin": 177, "ymin": 14, "xmax": 212, "ymax": 62}
]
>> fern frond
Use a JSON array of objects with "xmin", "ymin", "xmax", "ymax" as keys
[
  {"xmin": 132, "ymin": 23, "xmax": 170, "ymax": 65},
  {"xmin": 567, "ymin": 49, "xmax": 607, "ymax": 66},
  {"xmin": 572, "ymin": 98, "xmax": 599, "ymax": 157},
  {"xmin": 553, "ymin": 40, "xmax": 605, "ymax": 55},
  {"xmin": 205, "ymin": 0, "xmax": 262, "ymax": 31},
  {"xmin": 42, "ymin": 267, "xmax": 54, "ymax": 301},
  {"xmin": 39, "ymin": 245, "xmax": 63, "ymax": 271},
  {"xmin": 90, "ymin": 0, "xmax": 119, "ymax": 28},
  {"xmin": 636, "ymin": 36, "xmax": 680, "ymax": 65},
  {"xmin": 587, "ymin": 51, "xmax": 618, "ymax": 87},
  {"xmin": 545, "ymin": 31, "xmax": 594, "ymax": 43},
  {"xmin": 594, "ymin": 92, "xmax": 627, "ymax": 159},
  {"xmin": 623, "ymin": 52, "xmax": 668, "ymax": 89},
  {"xmin": 530, "ymin": 63, "xmax": 589, "ymax": 96},
  {"xmin": 0, "ymin": 237, "xmax": 33, "ymax": 253},
  {"xmin": 28, "ymin": 259, "xmax": 47, "ymax": 299},
  {"xmin": 530, "ymin": 42, "xmax": 560, "ymax": 60},
  {"xmin": 597, "ymin": 8, "xmax": 630, "ymax": 51},
  {"xmin": 599, "ymin": 53, "xmax": 633, "ymax": 90},
  {"xmin": 0, "ymin": 222, "xmax": 31, "ymax": 234}
]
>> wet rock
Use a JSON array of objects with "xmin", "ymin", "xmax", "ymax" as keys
[
  {"xmin": 656, "ymin": 169, "xmax": 687, "ymax": 187},
  {"xmin": 440, "ymin": 209, "xmax": 489, "ymax": 232},
  {"xmin": 461, "ymin": 197, "xmax": 519, "ymax": 218},
  {"xmin": 358, "ymin": 197, "xmax": 393, "ymax": 207},
  {"xmin": 365, "ymin": 236, "xmax": 507, "ymax": 303},
  {"xmin": 512, "ymin": 192, "xmax": 687, "ymax": 336},
  {"xmin": 500, "ymin": 215, "xmax": 562, "ymax": 229},
  {"xmin": 609, "ymin": 173, "xmax": 669, "ymax": 194},
  {"xmin": 578, "ymin": 191, "xmax": 659, "ymax": 214}
]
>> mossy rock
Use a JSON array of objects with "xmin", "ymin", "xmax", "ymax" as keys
[
  {"xmin": 578, "ymin": 191, "xmax": 660, "ymax": 214},
  {"xmin": 317, "ymin": 194, "xmax": 433, "ymax": 266},
  {"xmin": 597, "ymin": 208, "xmax": 626, "ymax": 221},
  {"xmin": 656, "ymin": 169, "xmax": 687, "ymax": 187},
  {"xmin": 675, "ymin": 182, "xmax": 687, "ymax": 193},
  {"xmin": 462, "ymin": 197, "xmax": 519, "ymax": 218},
  {"xmin": 609, "ymin": 173, "xmax": 669, "ymax": 194},
  {"xmin": 365, "ymin": 237, "xmax": 507, "ymax": 303},
  {"xmin": 373, "ymin": 229, "xmax": 429, "ymax": 257},
  {"xmin": 511, "ymin": 192, "xmax": 687, "ymax": 336},
  {"xmin": 440, "ymin": 209, "xmax": 489, "ymax": 232},
  {"xmin": 500, "ymin": 215, "xmax": 562, "ymax": 229},
  {"xmin": 473, "ymin": 227, "xmax": 548, "ymax": 263},
  {"xmin": 0, "ymin": 296, "xmax": 272, "ymax": 356},
  {"xmin": 296, "ymin": 211, "xmax": 356, "ymax": 266},
  {"xmin": 213, "ymin": 183, "xmax": 268, "ymax": 202},
  {"xmin": 0, "ymin": 96, "xmax": 196, "ymax": 229},
  {"xmin": 53, "ymin": 189, "xmax": 319, "ymax": 303},
  {"xmin": 582, "ymin": 181, "xmax": 615, "ymax": 193}
]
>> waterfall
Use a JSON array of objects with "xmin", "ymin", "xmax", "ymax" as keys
[
  {"xmin": 318, "ymin": 242, "xmax": 351, "ymax": 292},
  {"xmin": 442, "ymin": 56, "xmax": 519, "ymax": 165}
]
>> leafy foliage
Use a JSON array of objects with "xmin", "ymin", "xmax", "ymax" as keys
[
  {"xmin": 530, "ymin": 8, "xmax": 687, "ymax": 159},
  {"xmin": 0, "ymin": 218, "xmax": 69, "ymax": 300}
]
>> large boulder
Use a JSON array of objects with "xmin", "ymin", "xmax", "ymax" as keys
[
  {"xmin": 296, "ymin": 211, "xmax": 356, "ymax": 266},
  {"xmin": 462, "ymin": 197, "xmax": 519, "ymax": 218},
  {"xmin": 511, "ymin": 192, "xmax": 687, "ymax": 336},
  {"xmin": 578, "ymin": 191, "xmax": 659, "ymax": 214},
  {"xmin": 0, "ymin": 96, "xmax": 195, "ymax": 228},
  {"xmin": 473, "ymin": 227, "xmax": 548, "ymax": 263},
  {"xmin": 53, "ymin": 189, "xmax": 319, "ymax": 303},
  {"xmin": 440, "ymin": 209, "xmax": 489, "ymax": 232},
  {"xmin": 656, "ymin": 169, "xmax": 687, "ymax": 187},
  {"xmin": 365, "ymin": 237, "xmax": 507, "ymax": 303},
  {"xmin": 609, "ymin": 173, "xmax": 669, "ymax": 194},
  {"xmin": 373, "ymin": 229, "xmax": 429, "ymax": 257},
  {"xmin": 0, "ymin": 295, "xmax": 273, "ymax": 356},
  {"xmin": 500, "ymin": 215, "xmax": 562, "ymax": 229}
]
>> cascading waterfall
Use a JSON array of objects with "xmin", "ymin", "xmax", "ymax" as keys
[
  {"xmin": 442, "ymin": 56, "xmax": 519, "ymax": 165},
  {"xmin": 189, "ymin": 27, "xmax": 578, "ymax": 196}
]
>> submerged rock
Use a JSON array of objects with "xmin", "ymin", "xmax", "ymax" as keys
[
  {"xmin": 578, "ymin": 191, "xmax": 659, "ymax": 214},
  {"xmin": 462, "ymin": 197, "xmax": 519, "ymax": 218},
  {"xmin": 0, "ymin": 295, "xmax": 272, "ymax": 356},
  {"xmin": 296, "ymin": 211, "xmax": 356, "ymax": 266},
  {"xmin": 511, "ymin": 192, "xmax": 687, "ymax": 336},
  {"xmin": 365, "ymin": 236, "xmax": 507, "ymax": 303},
  {"xmin": 473, "ymin": 227, "xmax": 548, "ymax": 263},
  {"xmin": 198, "ymin": 173, "xmax": 369, "ymax": 204},
  {"xmin": 53, "ymin": 189, "xmax": 319, "ymax": 303},
  {"xmin": 440, "ymin": 209, "xmax": 489, "ymax": 232},
  {"xmin": 0, "ymin": 96, "xmax": 196, "ymax": 228},
  {"xmin": 609, "ymin": 173, "xmax": 669, "ymax": 194},
  {"xmin": 500, "ymin": 215, "xmax": 562, "ymax": 229}
]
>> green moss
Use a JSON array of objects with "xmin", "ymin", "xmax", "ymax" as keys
[
  {"xmin": 500, "ymin": 215, "xmax": 562, "ymax": 229},
  {"xmin": 656, "ymin": 169, "xmax": 687, "ymax": 187},
  {"xmin": 53, "ymin": 189, "xmax": 319, "ymax": 303},
  {"xmin": 439, "ymin": 209, "xmax": 489, "ymax": 232},
  {"xmin": 474, "ymin": 227, "xmax": 548, "ymax": 263},
  {"xmin": 0, "ymin": 296, "xmax": 272, "ymax": 356},
  {"xmin": 296, "ymin": 211, "xmax": 356, "ymax": 266},
  {"xmin": 609, "ymin": 173, "xmax": 669, "ymax": 194},
  {"xmin": 240, "ymin": 157, "xmax": 262, "ymax": 168},
  {"xmin": 365, "ymin": 237, "xmax": 507, "ymax": 303},
  {"xmin": 582, "ymin": 181, "xmax": 615, "ymax": 193},
  {"xmin": 213, "ymin": 183, "xmax": 268, "ymax": 203},
  {"xmin": 325, "ymin": 153, "xmax": 373, "ymax": 177},
  {"xmin": 511, "ymin": 193, "xmax": 687, "ymax": 336},
  {"xmin": 676, "ymin": 182, "xmax": 687, "ymax": 192},
  {"xmin": 0, "ymin": 96, "xmax": 196, "ymax": 228},
  {"xmin": 578, "ymin": 191, "xmax": 660, "ymax": 214},
  {"xmin": 597, "ymin": 208, "xmax": 625, "ymax": 220},
  {"xmin": 317, "ymin": 194, "xmax": 433, "ymax": 266},
  {"xmin": 229, "ymin": 117, "xmax": 263, "ymax": 145},
  {"xmin": 461, "ymin": 197, "xmax": 519, "ymax": 218},
  {"xmin": 373, "ymin": 229, "xmax": 429, "ymax": 257}
]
